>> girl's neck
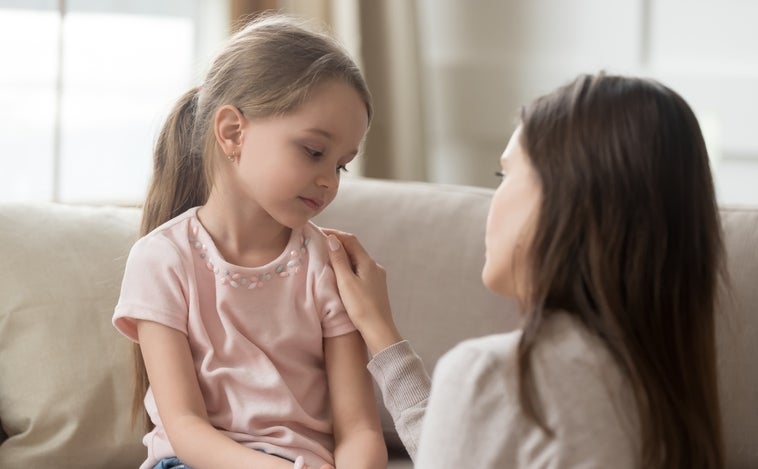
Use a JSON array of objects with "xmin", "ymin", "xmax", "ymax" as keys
[{"xmin": 198, "ymin": 191, "xmax": 292, "ymax": 268}]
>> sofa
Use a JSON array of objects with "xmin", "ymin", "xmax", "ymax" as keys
[{"xmin": 0, "ymin": 177, "xmax": 756, "ymax": 468}]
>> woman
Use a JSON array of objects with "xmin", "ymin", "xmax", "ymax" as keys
[{"xmin": 325, "ymin": 73, "xmax": 725, "ymax": 468}]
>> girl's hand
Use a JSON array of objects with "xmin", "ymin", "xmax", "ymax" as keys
[
  {"xmin": 293, "ymin": 454, "xmax": 334, "ymax": 469},
  {"xmin": 301, "ymin": 464, "xmax": 335, "ymax": 468},
  {"xmin": 324, "ymin": 229, "xmax": 403, "ymax": 356}
]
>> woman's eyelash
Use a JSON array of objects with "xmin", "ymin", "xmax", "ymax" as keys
[
  {"xmin": 495, "ymin": 170, "xmax": 506, "ymax": 178},
  {"xmin": 337, "ymin": 165, "xmax": 349, "ymax": 173}
]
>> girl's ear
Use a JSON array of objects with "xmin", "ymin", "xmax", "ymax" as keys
[{"xmin": 214, "ymin": 105, "xmax": 245, "ymax": 157}]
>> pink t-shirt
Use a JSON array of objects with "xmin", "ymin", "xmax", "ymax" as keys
[{"xmin": 113, "ymin": 207, "xmax": 355, "ymax": 469}]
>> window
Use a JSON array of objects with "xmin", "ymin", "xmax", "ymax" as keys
[{"xmin": 0, "ymin": 0, "xmax": 228, "ymax": 204}]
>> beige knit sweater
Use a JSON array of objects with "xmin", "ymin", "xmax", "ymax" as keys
[{"xmin": 368, "ymin": 313, "xmax": 640, "ymax": 468}]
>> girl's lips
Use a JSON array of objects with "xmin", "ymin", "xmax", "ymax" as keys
[{"xmin": 299, "ymin": 196, "xmax": 324, "ymax": 211}]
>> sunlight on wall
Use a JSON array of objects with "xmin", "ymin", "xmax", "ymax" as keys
[{"xmin": 416, "ymin": 0, "xmax": 758, "ymax": 205}]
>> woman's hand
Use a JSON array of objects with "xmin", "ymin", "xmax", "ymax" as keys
[{"xmin": 324, "ymin": 229, "xmax": 403, "ymax": 356}]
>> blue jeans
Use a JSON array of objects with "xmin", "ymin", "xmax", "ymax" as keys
[
  {"xmin": 153, "ymin": 451, "xmax": 294, "ymax": 468},
  {"xmin": 153, "ymin": 458, "xmax": 189, "ymax": 469}
]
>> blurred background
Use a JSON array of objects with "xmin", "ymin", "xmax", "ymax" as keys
[{"xmin": 1, "ymin": 0, "xmax": 756, "ymax": 205}]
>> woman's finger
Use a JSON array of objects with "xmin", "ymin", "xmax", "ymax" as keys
[
  {"xmin": 326, "ymin": 234, "xmax": 357, "ymax": 279},
  {"xmin": 322, "ymin": 229, "xmax": 372, "ymax": 263}
]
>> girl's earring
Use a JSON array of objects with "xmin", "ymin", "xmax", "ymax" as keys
[{"xmin": 227, "ymin": 150, "xmax": 237, "ymax": 162}]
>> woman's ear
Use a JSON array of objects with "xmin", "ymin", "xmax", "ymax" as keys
[{"xmin": 213, "ymin": 105, "xmax": 245, "ymax": 157}]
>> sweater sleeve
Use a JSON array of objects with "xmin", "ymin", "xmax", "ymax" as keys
[{"xmin": 367, "ymin": 340, "xmax": 431, "ymax": 462}]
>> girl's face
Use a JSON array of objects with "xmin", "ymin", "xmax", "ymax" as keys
[
  {"xmin": 233, "ymin": 80, "xmax": 369, "ymax": 228},
  {"xmin": 482, "ymin": 126, "xmax": 542, "ymax": 302}
]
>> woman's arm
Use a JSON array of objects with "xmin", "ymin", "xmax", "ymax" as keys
[
  {"xmin": 324, "ymin": 331, "xmax": 387, "ymax": 469},
  {"xmin": 137, "ymin": 320, "xmax": 303, "ymax": 469},
  {"xmin": 366, "ymin": 340, "xmax": 430, "ymax": 462}
]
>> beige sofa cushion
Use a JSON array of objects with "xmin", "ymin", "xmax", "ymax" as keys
[{"xmin": 0, "ymin": 203, "xmax": 144, "ymax": 468}]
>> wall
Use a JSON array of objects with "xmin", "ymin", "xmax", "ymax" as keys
[{"xmin": 416, "ymin": 0, "xmax": 758, "ymax": 205}]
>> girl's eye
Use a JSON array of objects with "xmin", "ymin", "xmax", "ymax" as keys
[
  {"xmin": 495, "ymin": 170, "xmax": 506, "ymax": 179},
  {"xmin": 337, "ymin": 164, "xmax": 349, "ymax": 174},
  {"xmin": 305, "ymin": 147, "xmax": 324, "ymax": 158}
]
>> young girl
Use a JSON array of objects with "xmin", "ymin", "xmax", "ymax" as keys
[
  {"xmin": 326, "ymin": 73, "xmax": 725, "ymax": 468},
  {"xmin": 112, "ymin": 14, "xmax": 386, "ymax": 469}
]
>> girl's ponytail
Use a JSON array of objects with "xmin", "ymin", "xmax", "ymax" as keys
[
  {"xmin": 141, "ymin": 86, "xmax": 208, "ymax": 236},
  {"xmin": 132, "ymin": 86, "xmax": 207, "ymax": 430}
]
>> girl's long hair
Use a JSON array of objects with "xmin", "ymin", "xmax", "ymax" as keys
[
  {"xmin": 131, "ymin": 13, "xmax": 372, "ymax": 430},
  {"xmin": 517, "ymin": 73, "xmax": 724, "ymax": 468}
]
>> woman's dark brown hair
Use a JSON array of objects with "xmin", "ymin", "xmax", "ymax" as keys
[{"xmin": 517, "ymin": 73, "xmax": 724, "ymax": 468}]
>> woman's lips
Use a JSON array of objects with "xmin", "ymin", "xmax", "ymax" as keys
[{"xmin": 299, "ymin": 196, "xmax": 324, "ymax": 211}]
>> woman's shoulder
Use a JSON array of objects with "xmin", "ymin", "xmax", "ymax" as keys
[
  {"xmin": 532, "ymin": 312, "xmax": 619, "ymax": 375},
  {"xmin": 532, "ymin": 313, "xmax": 640, "ymax": 461},
  {"xmin": 437, "ymin": 313, "xmax": 616, "ymax": 381},
  {"xmin": 430, "ymin": 314, "xmax": 639, "ymax": 466},
  {"xmin": 434, "ymin": 331, "xmax": 523, "ymax": 392},
  {"xmin": 443, "ymin": 331, "xmax": 521, "ymax": 363},
  {"xmin": 433, "ymin": 313, "xmax": 626, "ymax": 407}
]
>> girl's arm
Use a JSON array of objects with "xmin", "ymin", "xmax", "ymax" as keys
[
  {"xmin": 324, "ymin": 330, "xmax": 387, "ymax": 469},
  {"xmin": 325, "ymin": 230, "xmax": 431, "ymax": 461},
  {"xmin": 137, "ymin": 319, "xmax": 302, "ymax": 469}
]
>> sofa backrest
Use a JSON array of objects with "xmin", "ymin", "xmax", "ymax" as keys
[
  {"xmin": 315, "ymin": 178, "xmax": 520, "ymax": 452},
  {"xmin": 317, "ymin": 178, "xmax": 758, "ymax": 467},
  {"xmin": 716, "ymin": 207, "xmax": 758, "ymax": 468},
  {"xmin": 0, "ymin": 177, "xmax": 755, "ymax": 467},
  {"xmin": 0, "ymin": 202, "xmax": 144, "ymax": 467}
]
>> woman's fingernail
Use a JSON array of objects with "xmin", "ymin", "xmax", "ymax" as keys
[{"xmin": 327, "ymin": 235, "xmax": 341, "ymax": 252}]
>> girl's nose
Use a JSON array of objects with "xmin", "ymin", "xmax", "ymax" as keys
[{"xmin": 316, "ymin": 168, "xmax": 339, "ymax": 189}]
